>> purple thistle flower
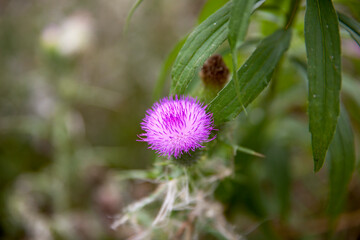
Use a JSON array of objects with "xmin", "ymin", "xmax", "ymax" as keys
[{"xmin": 138, "ymin": 95, "xmax": 216, "ymax": 159}]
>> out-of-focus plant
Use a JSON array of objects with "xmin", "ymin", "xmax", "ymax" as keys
[
  {"xmin": 1, "ymin": 0, "xmax": 359, "ymax": 239},
  {"xmin": 115, "ymin": 0, "xmax": 360, "ymax": 239}
]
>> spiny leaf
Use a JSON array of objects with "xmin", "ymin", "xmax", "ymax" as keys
[
  {"xmin": 208, "ymin": 29, "xmax": 292, "ymax": 124},
  {"xmin": 327, "ymin": 105, "xmax": 355, "ymax": 219},
  {"xmin": 305, "ymin": 0, "xmax": 342, "ymax": 172},
  {"xmin": 170, "ymin": 2, "xmax": 232, "ymax": 95}
]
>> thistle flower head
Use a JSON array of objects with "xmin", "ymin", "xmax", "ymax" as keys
[{"xmin": 139, "ymin": 95, "xmax": 216, "ymax": 159}]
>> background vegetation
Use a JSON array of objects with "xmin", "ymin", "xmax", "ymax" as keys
[{"xmin": 0, "ymin": 0, "xmax": 359, "ymax": 239}]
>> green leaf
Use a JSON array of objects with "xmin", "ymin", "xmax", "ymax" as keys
[
  {"xmin": 338, "ymin": 12, "xmax": 360, "ymax": 46},
  {"xmin": 343, "ymin": 75, "xmax": 360, "ymax": 109},
  {"xmin": 335, "ymin": 0, "xmax": 360, "ymax": 20},
  {"xmin": 305, "ymin": 0, "xmax": 342, "ymax": 172},
  {"xmin": 265, "ymin": 143, "xmax": 291, "ymax": 220},
  {"xmin": 208, "ymin": 29, "xmax": 292, "ymax": 124},
  {"xmin": 198, "ymin": 0, "xmax": 229, "ymax": 24},
  {"xmin": 198, "ymin": 0, "xmax": 265, "ymax": 24},
  {"xmin": 228, "ymin": 0, "xmax": 256, "ymax": 50},
  {"xmin": 170, "ymin": 3, "xmax": 232, "ymax": 95},
  {"xmin": 228, "ymin": 0, "xmax": 256, "ymax": 112},
  {"xmin": 152, "ymin": 37, "xmax": 187, "ymax": 101},
  {"xmin": 233, "ymin": 144, "xmax": 265, "ymax": 158},
  {"xmin": 327, "ymin": 105, "xmax": 355, "ymax": 218},
  {"xmin": 342, "ymin": 75, "xmax": 360, "ymax": 128}
]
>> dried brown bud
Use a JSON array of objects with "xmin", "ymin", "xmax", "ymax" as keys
[{"xmin": 200, "ymin": 54, "xmax": 230, "ymax": 89}]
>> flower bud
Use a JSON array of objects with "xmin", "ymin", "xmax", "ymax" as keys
[{"xmin": 200, "ymin": 54, "xmax": 229, "ymax": 90}]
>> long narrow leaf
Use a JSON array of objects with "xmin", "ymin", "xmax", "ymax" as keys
[
  {"xmin": 198, "ymin": 0, "xmax": 229, "ymax": 24},
  {"xmin": 170, "ymin": 3, "xmax": 232, "ymax": 95},
  {"xmin": 338, "ymin": 12, "xmax": 360, "ymax": 46},
  {"xmin": 228, "ymin": 0, "xmax": 256, "ymax": 50},
  {"xmin": 228, "ymin": 0, "xmax": 256, "ymax": 112},
  {"xmin": 343, "ymin": 75, "xmax": 360, "ymax": 109},
  {"xmin": 305, "ymin": 0, "xmax": 342, "ymax": 172},
  {"xmin": 233, "ymin": 145, "xmax": 265, "ymax": 158},
  {"xmin": 208, "ymin": 29, "xmax": 292, "ymax": 124},
  {"xmin": 265, "ymin": 143, "xmax": 291, "ymax": 220},
  {"xmin": 327, "ymin": 105, "xmax": 355, "ymax": 218}
]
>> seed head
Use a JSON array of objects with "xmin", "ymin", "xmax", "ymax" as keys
[{"xmin": 138, "ymin": 95, "xmax": 216, "ymax": 159}]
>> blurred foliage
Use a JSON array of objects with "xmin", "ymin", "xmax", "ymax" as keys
[
  {"xmin": 0, "ymin": 0, "xmax": 360, "ymax": 240},
  {"xmin": 0, "ymin": 0, "xmax": 203, "ymax": 239}
]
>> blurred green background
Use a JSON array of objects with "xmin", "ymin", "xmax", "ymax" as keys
[
  {"xmin": 0, "ymin": 0, "xmax": 205, "ymax": 239},
  {"xmin": 1, "ymin": 0, "xmax": 360, "ymax": 239}
]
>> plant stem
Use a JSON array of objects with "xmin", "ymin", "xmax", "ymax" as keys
[{"xmin": 285, "ymin": 0, "xmax": 301, "ymax": 30}]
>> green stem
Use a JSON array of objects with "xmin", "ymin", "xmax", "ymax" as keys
[
  {"xmin": 124, "ymin": 0, "xmax": 145, "ymax": 34},
  {"xmin": 231, "ymin": 49, "xmax": 247, "ymax": 115},
  {"xmin": 285, "ymin": 0, "xmax": 301, "ymax": 30}
]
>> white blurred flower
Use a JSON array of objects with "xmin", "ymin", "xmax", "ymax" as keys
[{"xmin": 41, "ymin": 12, "xmax": 94, "ymax": 56}]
